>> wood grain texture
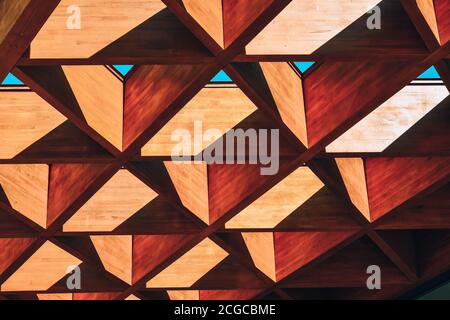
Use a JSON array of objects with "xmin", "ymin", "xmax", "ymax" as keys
[
  {"xmin": 335, "ymin": 158, "xmax": 370, "ymax": 220},
  {"xmin": 37, "ymin": 293, "xmax": 72, "ymax": 300},
  {"xmin": 200, "ymin": 289, "xmax": 262, "ymax": 300},
  {"xmin": 246, "ymin": 0, "xmax": 382, "ymax": 54},
  {"xmin": 1, "ymin": 241, "xmax": 81, "ymax": 291},
  {"xmin": 226, "ymin": 167, "xmax": 324, "ymax": 229},
  {"xmin": 274, "ymin": 231, "xmax": 356, "ymax": 281},
  {"xmin": 304, "ymin": 60, "xmax": 416, "ymax": 147},
  {"xmin": 434, "ymin": 0, "xmax": 450, "ymax": 45},
  {"xmin": 260, "ymin": 62, "xmax": 307, "ymax": 146},
  {"xmin": 0, "ymin": 164, "xmax": 49, "ymax": 227},
  {"xmin": 62, "ymin": 66, "xmax": 123, "ymax": 150},
  {"xmin": 222, "ymin": 0, "xmax": 273, "ymax": 47},
  {"xmin": 416, "ymin": 0, "xmax": 441, "ymax": 44},
  {"xmin": 0, "ymin": 238, "xmax": 35, "ymax": 275},
  {"xmin": 124, "ymin": 64, "xmax": 209, "ymax": 150},
  {"xmin": 31, "ymin": 0, "xmax": 165, "ymax": 58},
  {"xmin": 91, "ymin": 235, "xmax": 132, "ymax": 284},
  {"xmin": 132, "ymin": 234, "xmax": 195, "ymax": 284},
  {"xmin": 63, "ymin": 170, "xmax": 157, "ymax": 232},
  {"xmin": 164, "ymin": 161, "xmax": 209, "ymax": 224},
  {"xmin": 181, "ymin": 0, "xmax": 224, "ymax": 47},
  {"xmin": 366, "ymin": 157, "xmax": 450, "ymax": 220},
  {"xmin": 146, "ymin": 238, "xmax": 228, "ymax": 288},
  {"xmin": 0, "ymin": 91, "xmax": 66, "ymax": 159},
  {"xmin": 47, "ymin": 164, "xmax": 112, "ymax": 227},
  {"xmin": 142, "ymin": 87, "xmax": 256, "ymax": 156},
  {"xmin": 167, "ymin": 290, "xmax": 199, "ymax": 300},
  {"xmin": 327, "ymin": 85, "xmax": 449, "ymax": 152},
  {"xmin": 285, "ymin": 237, "xmax": 409, "ymax": 288},
  {"xmin": 242, "ymin": 232, "xmax": 276, "ymax": 281},
  {"xmin": 377, "ymin": 183, "xmax": 450, "ymax": 229}
]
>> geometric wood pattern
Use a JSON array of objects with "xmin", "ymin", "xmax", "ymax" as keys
[{"xmin": 0, "ymin": 0, "xmax": 449, "ymax": 300}]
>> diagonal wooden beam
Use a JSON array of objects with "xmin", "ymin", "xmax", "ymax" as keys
[{"xmin": 0, "ymin": 0, "xmax": 60, "ymax": 81}]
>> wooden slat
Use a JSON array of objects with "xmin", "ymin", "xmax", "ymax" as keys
[{"xmin": 434, "ymin": 0, "xmax": 449, "ymax": 45}]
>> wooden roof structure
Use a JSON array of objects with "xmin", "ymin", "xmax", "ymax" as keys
[{"xmin": 0, "ymin": 0, "xmax": 449, "ymax": 300}]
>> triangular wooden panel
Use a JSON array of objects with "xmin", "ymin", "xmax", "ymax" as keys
[
  {"xmin": 0, "ymin": 238, "xmax": 35, "ymax": 275},
  {"xmin": 0, "ymin": 164, "xmax": 49, "ymax": 228},
  {"xmin": 146, "ymin": 238, "xmax": 228, "ymax": 288},
  {"xmin": 0, "ymin": 91, "xmax": 66, "ymax": 159},
  {"xmin": 242, "ymin": 232, "xmax": 276, "ymax": 281},
  {"xmin": 1, "ymin": 241, "xmax": 81, "ymax": 292},
  {"xmin": 91, "ymin": 235, "xmax": 132, "ymax": 284},
  {"xmin": 226, "ymin": 167, "xmax": 324, "ymax": 229},
  {"xmin": 64, "ymin": 169, "xmax": 157, "ymax": 232}
]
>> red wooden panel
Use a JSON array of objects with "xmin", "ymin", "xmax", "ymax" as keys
[
  {"xmin": 274, "ymin": 231, "xmax": 356, "ymax": 281},
  {"xmin": 123, "ymin": 64, "xmax": 209, "ymax": 150},
  {"xmin": 132, "ymin": 234, "xmax": 195, "ymax": 283},
  {"xmin": 222, "ymin": 0, "xmax": 274, "ymax": 47},
  {"xmin": 0, "ymin": 238, "xmax": 35, "ymax": 275},
  {"xmin": 434, "ymin": 0, "xmax": 450, "ymax": 45},
  {"xmin": 200, "ymin": 289, "xmax": 262, "ymax": 300},
  {"xmin": 365, "ymin": 157, "xmax": 450, "ymax": 221},
  {"xmin": 47, "ymin": 164, "xmax": 113, "ymax": 227}
]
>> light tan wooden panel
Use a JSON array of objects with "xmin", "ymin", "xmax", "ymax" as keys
[
  {"xmin": 1, "ymin": 241, "xmax": 81, "ymax": 291},
  {"xmin": 30, "ymin": 0, "xmax": 165, "ymax": 58},
  {"xmin": 260, "ymin": 62, "xmax": 307, "ymax": 146},
  {"xmin": 37, "ymin": 293, "xmax": 72, "ymax": 300},
  {"xmin": 62, "ymin": 66, "xmax": 123, "ymax": 150},
  {"xmin": 146, "ymin": 238, "xmax": 228, "ymax": 288},
  {"xmin": 64, "ymin": 170, "xmax": 157, "ymax": 232},
  {"xmin": 168, "ymin": 290, "xmax": 200, "ymax": 300},
  {"xmin": 91, "ymin": 235, "xmax": 132, "ymax": 284},
  {"xmin": 0, "ymin": 164, "xmax": 49, "ymax": 228},
  {"xmin": 181, "ymin": 0, "xmax": 224, "ymax": 47},
  {"xmin": 164, "ymin": 161, "xmax": 209, "ymax": 224},
  {"xmin": 142, "ymin": 87, "xmax": 256, "ymax": 156},
  {"xmin": 417, "ymin": 0, "xmax": 441, "ymax": 44},
  {"xmin": 0, "ymin": 0, "xmax": 30, "ymax": 44},
  {"xmin": 336, "ymin": 158, "xmax": 370, "ymax": 220},
  {"xmin": 226, "ymin": 167, "xmax": 324, "ymax": 229},
  {"xmin": 327, "ymin": 85, "xmax": 449, "ymax": 152},
  {"xmin": 246, "ymin": 0, "xmax": 380, "ymax": 54},
  {"xmin": 242, "ymin": 232, "xmax": 276, "ymax": 281},
  {"xmin": 125, "ymin": 294, "xmax": 140, "ymax": 300},
  {"xmin": 0, "ymin": 91, "xmax": 66, "ymax": 159}
]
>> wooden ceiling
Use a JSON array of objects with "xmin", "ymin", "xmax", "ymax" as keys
[{"xmin": 0, "ymin": 0, "xmax": 449, "ymax": 300}]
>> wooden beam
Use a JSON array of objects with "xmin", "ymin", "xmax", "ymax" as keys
[{"xmin": 0, "ymin": 0, "xmax": 60, "ymax": 81}]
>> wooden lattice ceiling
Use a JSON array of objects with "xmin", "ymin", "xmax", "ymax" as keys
[{"xmin": 0, "ymin": 0, "xmax": 449, "ymax": 300}]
